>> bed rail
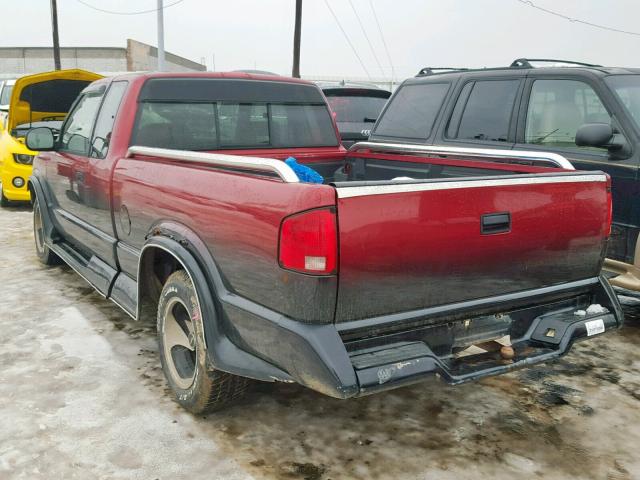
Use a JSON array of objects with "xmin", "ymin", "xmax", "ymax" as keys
[
  {"xmin": 348, "ymin": 142, "xmax": 575, "ymax": 170},
  {"xmin": 126, "ymin": 146, "xmax": 301, "ymax": 183}
]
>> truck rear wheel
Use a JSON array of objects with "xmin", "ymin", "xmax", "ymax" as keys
[
  {"xmin": 33, "ymin": 196, "xmax": 59, "ymax": 265},
  {"xmin": 157, "ymin": 270, "xmax": 249, "ymax": 414}
]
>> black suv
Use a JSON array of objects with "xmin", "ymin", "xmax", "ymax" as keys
[
  {"xmin": 319, "ymin": 82, "xmax": 391, "ymax": 147},
  {"xmin": 369, "ymin": 59, "xmax": 640, "ymax": 269}
]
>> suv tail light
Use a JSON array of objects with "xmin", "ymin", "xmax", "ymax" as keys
[{"xmin": 279, "ymin": 208, "xmax": 337, "ymax": 275}]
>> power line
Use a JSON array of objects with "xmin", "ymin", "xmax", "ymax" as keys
[
  {"xmin": 324, "ymin": 0, "xmax": 371, "ymax": 79},
  {"xmin": 515, "ymin": 0, "xmax": 640, "ymax": 37},
  {"xmin": 75, "ymin": 0, "xmax": 185, "ymax": 15},
  {"xmin": 348, "ymin": 0, "xmax": 385, "ymax": 77},
  {"xmin": 368, "ymin": 0, "xmax": 395, "ymax": 82}
]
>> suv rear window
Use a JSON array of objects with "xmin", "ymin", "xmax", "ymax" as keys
[
  {"xmin": 446, "ymin": 79, "xmax": 520, "ymax": 142},
  {"xmin": 325, "ymin": 92, "xmax": 390, "ymax": 123},
  {"xmin": 373, "ymin": 83, "xmax": 449, "ymax": 140}
]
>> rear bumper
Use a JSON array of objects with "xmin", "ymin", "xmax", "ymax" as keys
[
  {"xmin": 351, "ymin": 311, "xmax": 618, "ymax": 394},
  {"xmin": 219, "ymin": 276, "xmax": 622, "ymax": 399}
]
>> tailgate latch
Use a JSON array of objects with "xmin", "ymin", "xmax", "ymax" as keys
[{"xmin": 481, "ymin": 212, "xmax": 511, "ymax": 235}]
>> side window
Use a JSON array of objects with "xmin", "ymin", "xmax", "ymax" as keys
[
  {"xmin": 90, "ymin": 82, "xmax": 127, "ymax": 159},
  {"xmin": 373, "ymin": 83, "xmax": 449, "ymax": 140},
  {"xmin": 445, "ymin": 82, "xmax": 473, "ymax": 138},
  {"xmin": 446, "ymin": 80, "xmax": 520, "ymax": 142},
  {"xmin": 525, "ymin": 79, "xmax": 611, "ymax": 149},
  {"xmin": 59, "ymin": 91, "xmax": 103, "ymax": 155}
]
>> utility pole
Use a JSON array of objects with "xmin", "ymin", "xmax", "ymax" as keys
[
  {"xmin": 292, "ymin": 0, "xmax": 302, "ymax": 78},
  {"xmin": 50, "ymin": 0, "xmax": 61, "ymax": 70},
  {"xmin": 157, "ymin": 0, "xmax": 166, "ymax": 71}
]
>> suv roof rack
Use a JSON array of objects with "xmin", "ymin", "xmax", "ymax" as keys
[
  {"xmin": 417, "ymin": 67, "xmax": 470, "ymax": 76},
  {"xmin": 510, "ymin": 58, "xmax": 602, "ymax": 69}
]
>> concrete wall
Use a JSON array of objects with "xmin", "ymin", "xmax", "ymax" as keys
[
  {"xmin": 0, "ymin": 47, "xmax": 126, "ymax": 75},
  {"xmin": 0, "ymin": 39, "xmax": 205, "ymax": 77}
]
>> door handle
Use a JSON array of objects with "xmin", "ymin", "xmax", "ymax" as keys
[{"xmin": 481, "ymin": 212, "xmax": 511, "ymax": 235}]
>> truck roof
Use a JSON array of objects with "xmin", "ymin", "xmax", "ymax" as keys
[{"xmin": 107, "ymin": 71, "xmax": 314, "ymax": 86}]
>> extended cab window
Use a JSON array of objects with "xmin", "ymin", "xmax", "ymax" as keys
[
  {"xmin": 59, "ymin": 91, "xmax": 104, "ymax": 155},
  {"xmin": 446, "ymin": 80, "xmax": 519, "ymax": 142},
  {"xmin": 373, "ymin": 83, "xmax": 449, "ymax": 140},
  {"xmin": 525, "ymin": 79, "xmax": 611, "ymax": 149},
  {"xmin": 90, "ymin": 81, "xmax": 127, "ymax": 159}
]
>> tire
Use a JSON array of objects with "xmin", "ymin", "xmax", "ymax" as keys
[
  {"xmin": 33, "ymin": 195, "xmax": 60, "ymax": 265},
  {"xmin": 157, "ymin": 270, "xmax": 249, "ymax": 414}
]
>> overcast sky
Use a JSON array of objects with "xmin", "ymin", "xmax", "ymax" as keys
[{"xmin": 3, "ymin": 0, "xmax": 639, "ymax": 80}]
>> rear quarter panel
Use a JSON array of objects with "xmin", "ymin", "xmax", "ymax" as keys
[{"xmin": 112, "ymin": 158, "xmax": 338, "ymax": 323}]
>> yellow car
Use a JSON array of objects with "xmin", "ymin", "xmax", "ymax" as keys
[{"xmin": 0, "ymin": 69, "xmax": 103, "ymax": 206}]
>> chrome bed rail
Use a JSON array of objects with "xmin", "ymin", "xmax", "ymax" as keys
[
  {"xmin": 126, "ymin": 146, "xmax": 300, "ymax": 183},
  {"xmin": 348, "ymin": 142, "xmax": 575, "ymax": 170}
]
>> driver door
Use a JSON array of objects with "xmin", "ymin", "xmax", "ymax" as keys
[{"xmin": 45, "ymin": 85, "xmax": 104, "ymax": 257}]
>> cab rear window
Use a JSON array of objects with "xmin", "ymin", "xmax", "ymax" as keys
[
  {"xmin": 131, "ymin": 77, "xmax": 339, "ymax": 150},
  {"xmin": 372, "ymin": 83, "xmax": 449, "ymax": 140},
  {"xmin": 132, "ymin": 101, "xmax": 338, "ymax": 150}
]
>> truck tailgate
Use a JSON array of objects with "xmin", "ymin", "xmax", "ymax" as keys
[{"xmin": 334, "ymin": 172, "xmax": 610, "ymax": 322}]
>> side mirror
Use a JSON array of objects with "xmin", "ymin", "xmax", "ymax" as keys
[
  {"xmin": 26, "ymin": 127, "xmax": 55, "ymax": 151},
  {"xmin": 575, "ymin": 123, "xmax": 614, "ymax": 148}
]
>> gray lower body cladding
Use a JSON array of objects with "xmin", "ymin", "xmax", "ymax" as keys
[{"xmin": 218, "ymin": 276, "xmax": 623, "ymax": 398}]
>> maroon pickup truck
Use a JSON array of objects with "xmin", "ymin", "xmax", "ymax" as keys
[{"xmin": 26, "ymin": 72, "xmax": 622, "ymax": 414}]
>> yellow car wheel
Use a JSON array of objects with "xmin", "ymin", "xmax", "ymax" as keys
[{"xmin": 0, "ymin": 185, "xmax": 11, "ymax": 207}]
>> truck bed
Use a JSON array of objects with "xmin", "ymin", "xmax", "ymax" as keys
[{"xmin": 116, "ymin": 144, "xmax": 611, "ymax": 327}]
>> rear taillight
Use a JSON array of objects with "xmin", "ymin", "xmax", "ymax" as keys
[{"xmin": 279, "ymin": 208, "xmax": 337, "ymax": 275}]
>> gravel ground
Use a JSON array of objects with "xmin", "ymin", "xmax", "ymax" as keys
[{"xmin": 1, "ymin": 204, "xmax": 639, "ymax": 480}]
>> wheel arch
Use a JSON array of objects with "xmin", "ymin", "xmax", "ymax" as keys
[
  {"xmin": 137, "ymin": 237, "xmax": 216, "ymax": 350},
  {"xmin": 137, "ymin": 224, "xmax": 289, "ymax": 382},
  {"xmin": 28, "ymin": 175, "xmax": 57, "ymax": 242}
]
